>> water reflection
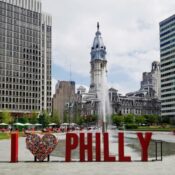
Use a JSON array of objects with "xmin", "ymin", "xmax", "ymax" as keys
[
  {"xmin": 51, "ymin": 135, "xmax": 175, "ymax": 159},
  {"xmin": 126, "ymin": 138, "xmax": 175, "ymax": 158}
]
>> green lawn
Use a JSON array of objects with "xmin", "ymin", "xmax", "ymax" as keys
[
  {"xmin": 0, "ymin": 132, "xmax": 24, "ymax": 140},
  {"xmin": 0, "ymin": 133, "xmax": 10, "ymax": 140},
  {"xmin": 129, "ymin": 126, "xmax": 175, "ymax": 132}
]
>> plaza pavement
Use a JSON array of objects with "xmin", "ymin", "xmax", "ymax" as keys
[{"xmin": 0, "ymin": 131, "xmax": 175, "ymax": 175}]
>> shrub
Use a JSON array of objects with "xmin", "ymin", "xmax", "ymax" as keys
[{"xmin": 125, "ymin": 124, "xmax": 138, "ymax": 129}]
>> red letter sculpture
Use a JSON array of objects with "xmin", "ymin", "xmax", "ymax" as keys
[
  {"xmin": 118, "ymin": 132, "xmax": 131, "ymax": 162},
  {"xmin": 95, "ymin": 133, "xmax": 101, "ymax": 161},
  {"xmin": 65, "ymin": 133, "xmax": 78, "ymax": 162},
  {"xmin": 137, "ymin": 132, "xmax": 152, "ymax": 161},
  {"xmin": 103, "ymin": 133, "xmax": 116, "ymax": 162},
  {"xmin": 80, "ymin": 133, "xmax": 93, "ymax": 161}
]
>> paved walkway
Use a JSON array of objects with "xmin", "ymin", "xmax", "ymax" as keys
[{"xmin": 0, "ymin": 131, "xmax": 175, "ymax": 175}]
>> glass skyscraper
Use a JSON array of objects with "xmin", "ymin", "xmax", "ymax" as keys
[
  {"xmin": 160, "ymin": 15, "xmax": 175, "ymax": 121},
  {"xmin": 0, "ymin": 0, "xmax": 52, "ymax": 116}
]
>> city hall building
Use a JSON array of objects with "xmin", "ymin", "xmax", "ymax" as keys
[
  {"xmin": 0, "ymin": 0, "xmax": 52, "ymax": 116},
  {"xmin": 160, "ymin": 15, "xmax": 175, "ymax": 121},
  {"xmin": 75, "ymin": 24, "xmax": 161, "ymax": 118},
  {"xmin": 52, "ymin": 24, "xmax": 161, "ymax": 123}
]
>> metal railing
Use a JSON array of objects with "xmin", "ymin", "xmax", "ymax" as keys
[{"xmin": 154, "ymin": 140, "xmax": 163, "ymax": 161}]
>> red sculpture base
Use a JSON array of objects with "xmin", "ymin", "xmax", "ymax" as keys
[{"xmin": 11, "ymin": 132, "xmax": 18, "ymax": 163}]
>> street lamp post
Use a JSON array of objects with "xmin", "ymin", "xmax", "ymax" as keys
[{"xmin": 68, "ymin": 102, "xmax": 71, "ymax": 125}]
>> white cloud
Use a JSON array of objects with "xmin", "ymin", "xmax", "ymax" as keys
[
  {"xmin": 42, "ymin": 0, "xmax": 175, "ymax": 94},
  {"xmin": 108, "ymin": 82, "xmax": 129, "ymax": 95},
  {"xmin": 108, "ymin": 49, "xmax": 160, "ymax": 81}
]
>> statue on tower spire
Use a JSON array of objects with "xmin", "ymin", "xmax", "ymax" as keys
[
  {"xmin": 97, "ymin": 22, "xmax": 100, "ymax": 31},
  {"xmin": 91, "ymin": 22, "xmax": 106, "ymax": 60}
]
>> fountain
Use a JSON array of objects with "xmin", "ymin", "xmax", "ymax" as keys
[{"xmin": 97, "ymin": 61, "xmax": 112, "ymax": 132}]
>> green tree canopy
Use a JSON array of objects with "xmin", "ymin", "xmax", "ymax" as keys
[
  {"xmin": 144, "ymin": 114, "xmax": 159, "ymax": 125},
  {"xmin": 63, "ymin": 111, "xmax": 68, "ymax": 123},
  {"xmin": 39, "ymin": 111, "xmax": 50, "ymax": 127},
  {"xmin": 76, "ymin": 115, "xmax": 84, "ymax": 125},
  {"xmin": 135, "ymin": 115, "xmax": 146, "ymax": 124},
  {"xmin": 124, "ymin": 114, "xmax": 135, "ymax": 124},
  {"xmin": 18, "ymin": 116, "xmax": 29, "ymax": 124},
  {"xmin": 0, "ymin": 111, "xmax": 12, "ymax": 124},
  {"xmin": 112, "ymin": 114, "xmax": 124, "ymax": 126},
  {"xmin": 51, "ymin": 111, "xmax": 60, "ymax": 126},
  {"xmin": 29, "ymin": 111, "xmax": 38, "ymax": 124}
]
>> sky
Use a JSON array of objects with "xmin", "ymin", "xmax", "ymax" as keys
[{"xmin": 41, "ymin": 0, "xmax": 175, "ymax": 96}]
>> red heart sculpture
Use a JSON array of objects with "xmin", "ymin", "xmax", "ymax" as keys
[{"xmin": 26, "ymin": 133, "xmax": 58, "ymax": 161}]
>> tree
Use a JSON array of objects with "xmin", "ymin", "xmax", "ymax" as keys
[
  {"xmin": 18, "ymin": 116, "xmax": 29, "ymax": 124},
  {"xmin": 144, "ymin": 114, "xmax": 159, "ymax": 125},
  {"xmin": 63, "ymin": 111, "xmax": 68, "ymax": 123},
  {"xmin": 112, "ymin": 114, "xmax": 124, "ymax": 126},
  {"xmin": 160, "ymin": 116, "xmax": 170, "ymax": 124},
  {"xmin": 91, "ymin": 114, "xmax": 98, "ymax": 122},
  {"xmin": 124, "ymin": 114, "xmax": 135, "ymax": 124},
  {"xmin": 29, "ymin": 111, "xmax": 38, "ymax": 124},
  {"xmin": 39, "ymin": 111, "xmax": 50, "ymax": 128},
  {"xmin": 51, "ymin": 111, "xmax": 60, "ymax": 126},
  {"xmin": 135, "ymin": 115, "xmax": 146, "ymax": 125},
  {"xmin": 77, "ymin": 115, "xmax": 84, "ymax": 125},
  {"xmin": 83, "ymin": 115, "xmax": 93, "ymax": 123},
  {"xmin": 0, "ymin": 111, "xmax": 12, "ymax": 124}
]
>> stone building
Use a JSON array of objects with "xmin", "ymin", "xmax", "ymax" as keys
[
  {"xmin": 75, "ymin": 25, "xmax": 161, "ymax": 117},
  {"xmin": 126, "ymin": 61, "xmax": 161, "ymax": 99},
  {"xmin": 116, "ymin": 61, "xmax": 161, "ymax": 116},
  {"xmin": 52, "ymin": 81, "xmax": 75, "ymax": 122},
  {"xmin": 89, "ymin": 22, "xmax": 107, "ymax": 95},
  {"xmin": 55, "ymin": 24, "xmax": 161, "ymax": 123},
  {"xmin": 110, "ymin": 88, "xmax": 161, "ymax": 116},
  {"xmin": 141, "ymin": 61, "xmax": 161, "ymax": 99},
  {"xmin": 77, "ymin": 84, "xmax": 161, "ymax": 118},
  {"xmin": 75, "ymin": 23, "xmax": 109, "ymax": 123},
  {"xmin": 107, "ymin": 61, "xmax": 161, "ymax": 116}
]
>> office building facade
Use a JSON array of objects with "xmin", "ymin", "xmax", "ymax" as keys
[
  {"xmin": 160, "ymin": 15, "xmax": 175, "ymax": 121},
  {"xmin": 0, "ymin": 0, "xmax": 52, "ymax": 116}
]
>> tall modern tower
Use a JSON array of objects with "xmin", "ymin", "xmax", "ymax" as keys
[
  {"xmin": 89, "ymin": 22, "xmax": 107, "ymax": 94},
  {"xmin": 160, "ymin": 15, "xmax": 175, "ymax": 122},
  {"xmin": 0, "ymin": 0, "xmax": 52, "ymax": 116},
  {"xmin": 41, "ymin": 14, "xmax": 52, "ymax": 113}
]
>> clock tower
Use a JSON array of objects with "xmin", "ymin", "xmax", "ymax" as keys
[{"xmin": 89, "ymin": 23, "xmax": 107, "ymax": 94}]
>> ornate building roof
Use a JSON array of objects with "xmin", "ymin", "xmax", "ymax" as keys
[{"xmin": 90, "ymin": 22, "xmax": 106, "ymax": 61}]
